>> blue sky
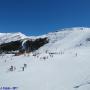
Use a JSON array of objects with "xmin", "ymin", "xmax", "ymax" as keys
[{"xmin": 0, "ymin": 0, "xmax": 90, "ymax": 35}]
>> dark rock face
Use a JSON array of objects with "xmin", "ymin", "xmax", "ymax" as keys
[
  {"xmin": 0, "ymin": 37, "xmax": 49, "ymax": 54},
  {"xmin": 0, "ymin": 40, "xmax": 21, "ymax": 53},
  {"xmin": 30, "ymin": 37, "xmax": 49, "ymax": 51}
]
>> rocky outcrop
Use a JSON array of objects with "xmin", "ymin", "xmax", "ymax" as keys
[{"xmin": 0, "ymin": 37, "xmax": 49, "ymax": 54}]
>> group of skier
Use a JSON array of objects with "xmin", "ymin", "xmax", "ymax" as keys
[{"xmin": 8, "ymin": 63, "xmax": 27, "ymax": 72}]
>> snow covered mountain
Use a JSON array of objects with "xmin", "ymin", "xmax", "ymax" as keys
[
  {"xmin": 0, "ymin": 27, "xmax": 90, "ymax": 90},
  {"xmin": 0, "ymin": 32, "xmax": 28, "ymax": 44}
]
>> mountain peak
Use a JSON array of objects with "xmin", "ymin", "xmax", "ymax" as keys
[{"xmin": 0, "ymin": 32, "xmax": 28, "ymax": 44}]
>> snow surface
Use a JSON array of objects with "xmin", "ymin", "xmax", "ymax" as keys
[
  {"xmin": 0, "ymin": 27, "xmax": 90, "ymax": 90},
  {"xmin": 0, "ymin": 32, "xmax": 28, "ymax": 44}
]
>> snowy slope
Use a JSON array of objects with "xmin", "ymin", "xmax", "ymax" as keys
[
  {"xmin": 0, "ymin": 32, "xmax": 28, "ymax": 44},
  {"xmin": 0, "ymin": 27, "xmax": 90, "ymax": 90},
  {"xmin": 38, "ymin": 27, "xmax": 90, "ymax": 52}
]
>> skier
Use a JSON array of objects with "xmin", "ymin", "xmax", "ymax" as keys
[
  {"xmin": 9, "ymin": 66, "xmax": 13, "ymax": 71},
  {"xmin": 21, "ymin": 64, "xmax": 27, "ymax": 71},
  {"xmin": 22, "ymin": 67, "xmax": 24, "ymax": 71},
  {"xmin": 24, "ymin": 63, "xmax": 27, "ymax": 68},
  {"xmin": 75, "ymin": 53, "xmax": 77, "ymax": 56}
]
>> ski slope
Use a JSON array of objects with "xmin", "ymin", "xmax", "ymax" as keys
[{"xmin": 0, "ymin": 27, "xmax": 90, "ymax": 90}]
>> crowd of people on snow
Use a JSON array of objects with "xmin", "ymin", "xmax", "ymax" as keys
[{"xmin": 0, "ymin": 46, "xmax": 79, "ymax": 73}]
